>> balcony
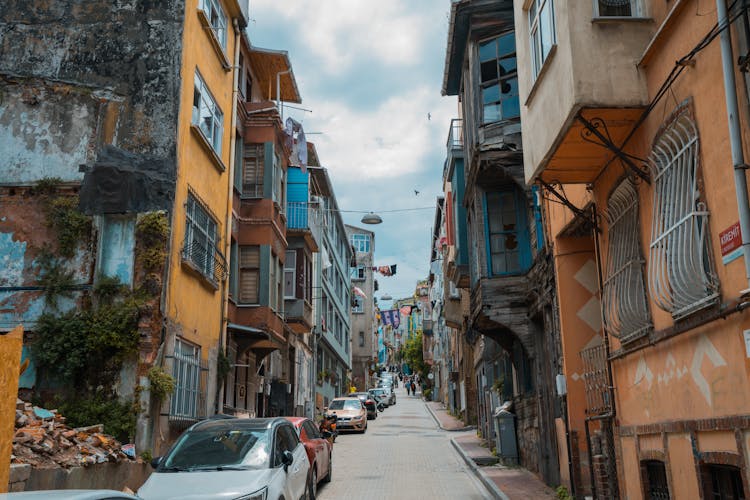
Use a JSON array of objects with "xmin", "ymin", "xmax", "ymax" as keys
[
  {"xmin": 286, "ymin": 201, "xmax": 321, "ymax": 252},
  {"xmin": 284, "ymin": 299, "xmax": 313, "ymax": 334},
  {"xmin": 517, "ymin": 1, "xmax": 654, "ymax": 184}
]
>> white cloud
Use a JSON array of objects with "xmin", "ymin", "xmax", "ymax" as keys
[
  {"xmin": 249, "ymin": 0, "xmax": 436, "ymax": 74},
  {"xmin": 296, "ymin": 86, "xmax": 454, "ymax": 183}
]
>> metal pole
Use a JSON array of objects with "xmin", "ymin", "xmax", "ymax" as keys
[{"xmin": 717, "ymin": 0, "xmax": 750, "ymax": 288}]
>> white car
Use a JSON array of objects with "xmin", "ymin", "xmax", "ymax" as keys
[
  {"xmin": 0, "ymin": 491, "xmax": 138, "ymax": 499},
  {"xmin": 138, "ymin": 417, "xmax": 310, "ymax": 500}
]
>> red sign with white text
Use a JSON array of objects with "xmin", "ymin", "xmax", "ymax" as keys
[{"xmin": 720, "ymin": 222, "xmax": 742, "ymax": 256}]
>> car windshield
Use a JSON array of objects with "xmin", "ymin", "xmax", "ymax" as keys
[
  {"xmin": 370, "ymin": 389, "xmax": 385, "ymax": 395},
  {"xmin": 161, "ymin": 428, "xmax": 270, "ymax": 471},
  {"xmin": 329, "ymin": 399, "xmax": 361, "ymax": 410}
]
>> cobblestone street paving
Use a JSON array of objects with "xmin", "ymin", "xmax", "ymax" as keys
[{"xmin": 317, "ymin": 387, "xmax": 488, "ymax": 500}]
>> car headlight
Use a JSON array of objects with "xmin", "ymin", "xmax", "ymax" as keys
[{"xmin": 234, "ymin": 487, "xmax": 267, "ymax": 500}]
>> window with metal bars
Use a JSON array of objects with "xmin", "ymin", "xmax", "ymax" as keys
[
  {"xmin": 170, "ymin": 338, "xmax": 204, "ymax": 421},
  {"xmin": 183, "ymin": 192, "xmax": 219, "ymax": 282},
  {"xmin": 641, "ymin": 460, "xmax": 670, "ymax": 500},
  {"xmin": 595, "ymin": 0, "xmax": 641, "ymax": 17},
  {"xmin": 701, "ymin": 464, "xmax": 746, "ymax": 500},
  {"xmin": 243, "ymin": 144, "xmax": 264, "ymax": 197},
  {"xmin": 603, "ymin": 179, "xmax": 651, "ymax": 343},
  {"xmin": 238, "ymin": 246, "xmax": 259, "ymax": 304},
  {"xmin": 648, "ymin": 108, "xmax": 719, "ymax": 318}
]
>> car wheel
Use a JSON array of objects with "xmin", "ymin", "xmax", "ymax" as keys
[
  {"xmin": 322, "ymin": 454, "xmax": 332, "ymax": 483},
  {"xmin": 309, "ymin": 467, "xmax": 317, "ymax": 499}
]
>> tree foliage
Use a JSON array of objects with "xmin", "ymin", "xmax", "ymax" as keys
[{"xmin": 402, "ymin": 331, "xmax": 428, "ymax": 380}]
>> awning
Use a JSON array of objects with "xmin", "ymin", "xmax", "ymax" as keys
[
  {"xmin": 227, "ymin": 323, "xmax": 282, "ymax": 357},
  {"xmin": 246, "ymin": 46, "xmax": 302, "ymax": 104}
]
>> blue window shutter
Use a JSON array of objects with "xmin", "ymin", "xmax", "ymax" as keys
[
  {"xmin": 483, "ymin": 193, "xmax": 492, "ymax": 277},
  {"xmin": 263, "ymin": 142, "xmax": 274, "ymax": 198},
  {"xmin": 516, "ymin": 189, "xmax": 532, "ymax": 272},
  {"xmin": 259, "ymin": 245, "xmax": 271, "ymax": 306}
]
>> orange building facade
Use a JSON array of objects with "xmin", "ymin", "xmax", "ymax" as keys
[{"xmin": 516, "ymin": 0, "xmax": 750, "ymax": 498}]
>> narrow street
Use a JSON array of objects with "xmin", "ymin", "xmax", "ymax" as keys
[{"xmin": 317, "ymin": 386, "xmax": 488, "ymax": 500}]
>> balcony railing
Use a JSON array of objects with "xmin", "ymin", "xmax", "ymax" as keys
[
  {"xmin": 182, "ymin": 238, "xmax": 228, "ymax": 284},
  {"xmin": 286, "ymin": 201, "xmax": 323, "ymax": 233},
  {"xmin": 447, "ymin": 118, "xmax": 463, "ymax": 152}
]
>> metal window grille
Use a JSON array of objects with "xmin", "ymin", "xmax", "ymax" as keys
[
  {"xmin": 529, "ymin": 0, "xmax": 555, "ymax": 79},
  {"xmin": 648, "ymin": 109, "xmax": 719, "ymax": 318},
  {"xmin": 198, "ymin": 0, "xmax": 227, "ymax": 49},
  {"xmin": 643, "ymin": 460, "xmax": 671, "ymax": 500},
  {"xmin": 595, "ymin": 0, "xmax": 639, "ymax": 17},
  {"xmin": 192, "ymin": 71, "xmax": 223, "ymax": 154},
  {"xmin": 580, "ymin": 341, "xmax": 611, "ymax": 415},
  {"xmin": 169, "ymin": 338, "xmax": 207, "ymax": 425},
  {"xmin": 183, "ymin": 193, "xmax": 227, "ymax": 283},
  {"xmin": 603, "ymin": 179, "xmax": 651, "ymax": 343},
  {"xmin": 703, "ymin": 464, "xmax": 746, "ymax": 500}
]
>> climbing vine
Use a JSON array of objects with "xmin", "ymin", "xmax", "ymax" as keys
[
  {"xmin": 147, "ymin": 366, "xmax": 176, "ymax": 401},
  {"xmin": 36, "ymin": 178, "xmax": 91, "ymax": 258}
]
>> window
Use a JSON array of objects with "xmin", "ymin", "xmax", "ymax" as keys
[
  {"xmin": 479, "ymin": 33, "xmax": 519, "ymax": 124},
  {"xmin": 170, "ymin": 338, "xmax": 203, "ymax": 420},
  {"xmin": 350, "ymin": 266, "xmax": 366, "ymax": 281},
  {"xmin": 359, "ymin": 332, "xmax": 365, "ymax": 347},
  {"xmin": 273, "ymin": 153, "xmax": 285, "ymax": 210},
  {"xmin": 284, "ymin": 250, "xmax": 296, "ymax": 299},
  {"xmin": 198, "ymin": 0, "xmax": 227, "ymax": 49},
  {"xmin": 351, "ymin": 234, "xmax": 371, "ymax": 253},
  {"xmin": 642, "ymin": 460, "xmax": 670, "ymax": 500},
  {"xmin": 305, "ymin": 255, "xmax": 313, "ymax": 303},
  {"xmin": 701, "ymin": 464, "xmax": 745, "ymax": 500},
  {"xmin": 529, "ymin": 0, "xmax": 555, "ymax": 79},
  {"xmin": 238, "ymin": 246, "xmax": 260, "ymax": 304},
  {"xmin": 602, "ymin": 179, "xmax": 651, "ymax": 343},
  {"xmin": 595, "ymin": 0, "xmax": 641, "ymax": 17},
  {"xmin": 648, "ymin": 108, "xmax": 719, "ymax": 318},
  {"xmin": 243, "ymin": 144, "xmax": 264, "ymax": 197},
  {"xmin": 485, "ymin": 189, "xmax": 530, "ymax": 275},
  {"xmin": 277, "ymin": 259, "xmax": 284, "ymax": 312},
  {"xmin": 352, "ymin": 295, "xmax": 364, "ymax": 313},
  {"xmin": 192, "ymin": 71, "xmax": 223, "ymax": 154},
  {"xmin": 184, "ymin": 193, "xmax": 219, "ymax": 281}
]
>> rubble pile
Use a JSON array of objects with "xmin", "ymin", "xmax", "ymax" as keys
[{"xmin": 12, "ymin": 399, "xmax": 137, "ymax": 469}]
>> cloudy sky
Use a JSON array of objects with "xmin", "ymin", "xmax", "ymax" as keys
[{"xmin": 247, "ymin": 1, "xmax": 457, "ymax": 303}]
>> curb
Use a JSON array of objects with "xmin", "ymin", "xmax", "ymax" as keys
[
  {"xmin": 450, "ymin": 437, "xmax": 510, "ymax": 500},
  {"xmin": 423, "ymin": 401, "xmax": 477, "ymax": 432}
]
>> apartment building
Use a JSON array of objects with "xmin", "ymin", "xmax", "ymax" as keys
[
  {"xmin": 442, "ymin": 0, "xmax": 563, "ymax": 484},
  {"xmin": 0, "ymin": 0, "xmax": 247, "ymax": 453},
  {"xmin": 346, "ymin": 225, "xmax": 377, "ymax": 391},
  {"xmin": 515, "ymin": 0, "xmax": 750, "ymax": 497}
]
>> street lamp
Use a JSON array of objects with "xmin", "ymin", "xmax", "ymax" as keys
[
  {"xmin": 380, "ymin": 294, "xmax": 392, "ymax": 300},
  {"xmin": 361, "ymin": 212, "xmax": 383, "ymax": 225}
]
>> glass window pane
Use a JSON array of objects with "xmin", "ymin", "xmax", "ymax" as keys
[
  {"xmin": 506, "ymin": 251, "xmax": 520, "ymax": 271},
  {"xmin": 484, "ymin": 104, "xmax": 501, "ymax": 124},
  {"xmin": 502, "ymin": 98, "xmax": 520, "ymax": 120},
  {"xmin": 483, "ymin": 84, "xmax": 500, "ymax": 104},
  {"xmin": 490, "ymin": 234, "xmax": 505, "ymax": 252},
  {"xmin": 499, "ymin": 56, "xmax": 517, "ymax": 75},
  {"xmin": 492, "ymin": 253, "xmax": 506, "ymax": 274},
  {"xmin": 500, "ymin": 77, "xmax": 518, "ymax": 96},
  {"xmin": 479, "ymin": 40, "xmax": 496, "ymax": 62},
  {"xmin": 481, "ymin": 60, "xmax": 498, "ymax": 82},
  {"xmin": 540, "ymin": 2, "xmax": 554, "ymax": 61},
  {"xmin": 497, "ymin": 33, "xmax": 515, "ymax": 57}
]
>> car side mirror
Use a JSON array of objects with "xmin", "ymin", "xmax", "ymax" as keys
[
  {"xmin": 150, "ymin": 456, "xmax": 162, "ymax": 469},
  {"xmin": 282, "ymin": 450, "xmax": 294, "ymax": 471}
]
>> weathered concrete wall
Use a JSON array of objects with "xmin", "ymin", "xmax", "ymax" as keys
[
  {"xmin": 0, "ymin": 0, "xmax": 186, "ymax": 183},
  {"xmin": 9, "ymin": 462, "xmax": 150, "ymax": 493}
]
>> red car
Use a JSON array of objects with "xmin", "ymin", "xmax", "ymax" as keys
[{"xmin": 285, "ymin": 417, "xmax": 332, "ymax": 497}]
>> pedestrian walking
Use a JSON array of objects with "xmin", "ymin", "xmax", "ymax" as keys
[
  {"xmin": 410, "ymin": 380, "xmax": 416, "ymax": 395},
  {"xmin": 405, "ymin": 378, "xmax": 411, "ymax": 395}
]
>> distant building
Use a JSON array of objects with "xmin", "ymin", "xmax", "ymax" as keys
[{"xmin": 346, "ymin": 225, "xmax": 377, "ymax": 391}]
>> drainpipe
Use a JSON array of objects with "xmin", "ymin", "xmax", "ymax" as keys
[
  {"xmin": 717, "ymin": 0, "xmax": 750, "ymax": 288},
  {"xmin": 217, "ymin": 18, "xmax": 242, "ymax": 413}
]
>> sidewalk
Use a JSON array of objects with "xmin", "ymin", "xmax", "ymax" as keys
[{"xmin": 425, "ymin": 400, "xmax": 557, "ymax": 500}]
